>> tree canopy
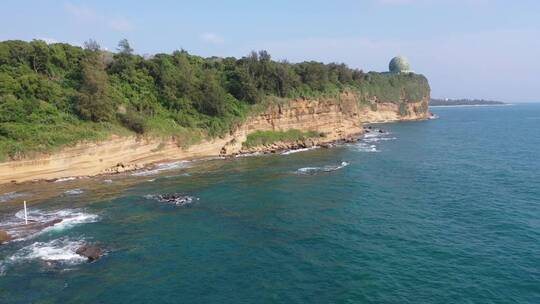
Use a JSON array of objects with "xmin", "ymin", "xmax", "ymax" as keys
[{"xmin": 0, "ymin": 39, "xmax": 430, "ymax": 160}]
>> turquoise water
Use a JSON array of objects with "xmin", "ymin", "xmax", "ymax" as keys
[{"xmin": 1, "ymin": 104, "xmax": 539, "ymax": 303}]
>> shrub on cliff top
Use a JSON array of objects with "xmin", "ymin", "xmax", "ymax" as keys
[{"xmin": 243, "ymin": 129, "xmax": 322, "ymax": 148}]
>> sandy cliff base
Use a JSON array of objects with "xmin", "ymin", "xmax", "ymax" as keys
[{"xmin": 0, "ymin": 94, "xmax": 429, "ymax": 184}]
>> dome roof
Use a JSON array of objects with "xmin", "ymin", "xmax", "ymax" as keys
[{"xmin": 389, "ymin": 56, "xmax": 411, "ymax": 73}]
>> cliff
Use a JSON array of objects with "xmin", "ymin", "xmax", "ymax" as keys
[{"xmin": 0, "ymin": 90, "xmax": 430, "ymax": 185}]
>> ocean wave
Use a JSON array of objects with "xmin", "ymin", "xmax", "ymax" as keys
[
  {"xmin": 0, "ymin": 192, "xmax": 29, "ymax": 203},
  {"xmin": 54, "ymin": 177, "xmax": 77, "ymax": 183},
  {"xmin": 7, "ymin": 237, "xmax": 87, "ymax": 264},
  {"xmin": 144, "ymin": 194, "xmax": 199, "ymax": 206},
  {"xmin": 281, "ymin": 147, "xmax": 319, "ymax": 155},
  {"xmin": 296, "ymin": 161, "xmax": 349, "ymax": 175},
  {"xmin": 235, "ymin": 152, "xmax": 264, "ymax": 158},
  {"xmin": 0, "ymin": 209, "xmax": 99, "ymax": 240},
  {"xmin": 350, "ymin": 129, "xmax": 396, "ymax": 152},
  {"xmin": 64, "ymin": 189, "xmax": 84, "ymax": 195},
  {"xmin": 131, "ymin": 160, "xmax": 191, "ymax": 176},
  {"xmin": 353, "ymin": 142, "xmax": 379, "ymax": 152}
]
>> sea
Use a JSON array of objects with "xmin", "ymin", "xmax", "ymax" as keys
[{"xmin": 0, "ymin": 103, "xmax": 539, "ymax": 303}]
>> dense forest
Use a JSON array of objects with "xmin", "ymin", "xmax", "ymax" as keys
[{"xmin": 0, "ymin": 39, "xmax": 430, "ymax": 160}]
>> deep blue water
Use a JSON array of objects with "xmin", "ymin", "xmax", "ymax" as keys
[{"xmin": 0, "ymin": 104, "xmax": 539, "ymax": 303}]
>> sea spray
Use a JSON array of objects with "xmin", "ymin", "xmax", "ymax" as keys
[
  {"xmin": 8, "ymin": 237, "xmax": 87, "ymax": 264},
  {"xmin": 281, "ymin": 147, "xmax": 319, "ymax": 155},
  {"xmin": 296, "ymin": 161, "xmax": 349, "ymax": 175},
  {"xmin": 0, "ymin": 209, "xmax": 100, "ymax": 240},
  {"xmin": 131, "ymin": 160, "xmax": 192, "ymax": 177}
]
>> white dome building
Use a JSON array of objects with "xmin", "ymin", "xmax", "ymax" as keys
[{"xmin": 389, "ymin": 56, "xmax": 412, "ymax": 74}]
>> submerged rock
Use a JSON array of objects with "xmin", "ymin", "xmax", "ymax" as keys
[
  {"xmin": 76, "ymin": 245, "xmax": 103, "ymax": 261},
  {"xmin": 0, "ymin": 230, "xmax": 12, "ymax": 244},
  {"xmin": 145, "ymin": 193, "xmax": 199, "ymax": 206}
]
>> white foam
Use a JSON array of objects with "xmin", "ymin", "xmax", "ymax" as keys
[
  {"xmin": 14, "ymin": 209, "xmax": 99, "ymax": 230},
  {"xmin": 1, "ymin": 209, "xmax": 100, "ymax": 240},
  {"xmin": 144, "ymin": 194, "xmax": 199, "ymax": 206},
  {"xmin": 64, "ymin": 189, "xmax": 84, "ymax": 195},
  {"xmin": 353, "ymin": 142, "xmax": 380, "ymax": 152},
  {"xmin": 54, "ymin": 177, "xmax": 77, "ymax": 183},
  {"xmin": 296, "ymin": 161, "xmax": 349, "ymax": 174},
  {"xmin": 0, "ymin": 192, "xmax": 28, "ymax": 203},
  {"xmin": 8, "ymin": 238, "xmax": 87, "ymax": 264},
  {"xmin": 281, "ymin": 147, "xmax": 319, "ymax": 155},
  {"xmin": 349, "ymin": 129, "xmax": 396, "ymax": 152},
  {"xmin": 235, "ymin": 152, "xmax": 264, "ymax": 158},
  {"xmin": 131, "ymin": 160, "xmax": 191, "ymax": 176}
]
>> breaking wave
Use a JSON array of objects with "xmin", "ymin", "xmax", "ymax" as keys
[
  {"xmin": 7, "ymin": 237, "xmax": 87, "ymax": 264},
  {"xmin": 0, "ymin": 209, "xmax": 99, "ymax": 240},
  {"xmin": 131, "ymin": 160, "xmax": 191, "ymax": 176},
  {"xmin": 235, "ymin": 152, "xmax": 264, "ymax": 158},
  {"xmin": 54, "ymin": 177, "xmax": 77, "ymax": 183},
  {"xmin": 281, "ymin": 147, "xmax": 319, "ymax": 155},
  {"xmin": 350, "ymin": 129, "xmax": 396, "ymax": 153},
  {"xmin": 0, "ymin": 192, "xmax": 29, "ymax": 203},
  {"xmin": 64, "ymin": 189, "xmax": 84, "ymax": 195},
  {"xmin": 296, "ymin": 161, "xmax": 349, "ymax": 175}
]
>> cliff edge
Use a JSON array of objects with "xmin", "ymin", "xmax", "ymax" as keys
[{"xmin": 0, "ymin": 90, "xmax": 430, "ymax": 184}]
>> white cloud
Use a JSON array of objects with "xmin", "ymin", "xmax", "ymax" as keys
[
  {"xmin": 64, "ymin": 2, "xmax": 96, "ymax": 20},
  {"xmin": 200, "ymin": 32, "xmax": 224, "ymax": 45},
  {"xmin": 64, "ymin": 1, "xmax": 133, "ymax": 32}
]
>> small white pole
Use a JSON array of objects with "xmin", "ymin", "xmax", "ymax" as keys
[{"xmin": 23, "ymin": 200, "xmax": 28, "ymax": 224}]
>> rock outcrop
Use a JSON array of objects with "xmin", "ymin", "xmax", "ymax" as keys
[
  {"xmin": 76, "ymin": 245, "xmax": 103, "ymax": 261},
  {"xmin": 0, "ymin": 230, "xmax": 12, "ymax": 244},
  {"xmin": 0, "ymin": 91, "xmax": 429, "ymax": 184}
]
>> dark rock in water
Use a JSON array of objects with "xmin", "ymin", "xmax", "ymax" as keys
[
  {"xmin": 145, "ymin": 193, "xmax": 199, "ymax": 206},
  {"xmin": 378, "ymin": 129, "xmax": 384, "ymax": 133},
  {"xmin": 31, "ymin": 219, "xmax": 62, "ymax": 231},
  {"xmin": 0, "ymin": 219, "xmax": 63, "ymax": 242},
  {"xmin": 0, "ymin": 230, "xmax": 12, "ymax": 244},
  {"xmin": 76, "ymin": 245, "xmax": 103, "ymax": 261},
  {"xmin": 45, "ymin": 218, "xmax": 62, "ymax": 227}
]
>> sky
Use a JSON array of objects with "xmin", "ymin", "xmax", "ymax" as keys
[{"xmin": 1, "ymin": 0, "xmax": 539, "ymax": 102}]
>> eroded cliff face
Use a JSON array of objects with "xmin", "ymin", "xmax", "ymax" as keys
[{"xmin": 0, "ymin": 91, "xmax": 430, "ymax": 184}]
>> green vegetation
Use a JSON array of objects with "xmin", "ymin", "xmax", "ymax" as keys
[
  {"xmin": 243, "ymin": 130, "xmax": 322, "ymax": 148},
  {"xmin": 0, "ymin": 39, "xmax": 430, "ymax": 160}
]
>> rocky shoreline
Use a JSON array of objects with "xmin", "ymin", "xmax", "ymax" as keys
[{"xmin": 0, "ymin": 94, "xmax": 430, "ymax": 185}]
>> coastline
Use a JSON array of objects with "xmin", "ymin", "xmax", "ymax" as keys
[
  {"xmin": 429, "ymin": 104, "xmax": 511, "ymax": 108},
  {"xmin": 0, "ymin": 94, "xmax": 430, "ymax": 186}
]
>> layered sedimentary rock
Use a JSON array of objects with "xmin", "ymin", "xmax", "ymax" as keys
[{"xmin": 0, "ymin": 91, "xmax": 429, "ymax": 184}]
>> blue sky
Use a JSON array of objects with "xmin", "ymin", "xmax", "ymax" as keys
[{"xmin": 1, "ymin": 0, "xmax": 539, "ymax": 102}]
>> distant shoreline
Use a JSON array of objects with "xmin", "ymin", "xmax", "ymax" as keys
[
  {"xmin": 430, "ymin": 104, "xmax": 512, "ymax": 108},
  {"xmin": 430, "ymin": 98, "xmax": 505, "ymax": 107}
]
